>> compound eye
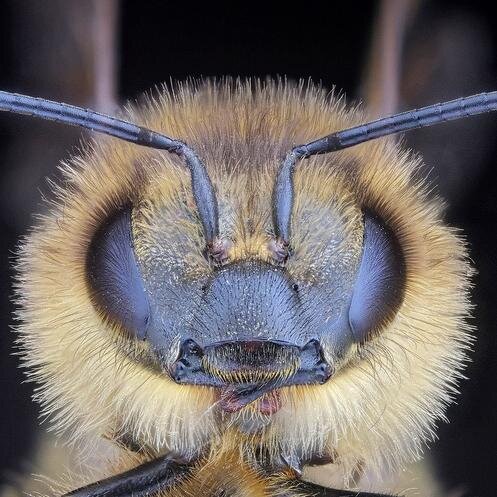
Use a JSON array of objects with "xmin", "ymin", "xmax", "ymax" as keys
[
  {"xmin": 348, "ymin": 211, "xmax": 406, "ymax": 343},
  {"xmin": 86, "ymin": 206, "xmax": 150, "ymax": 339}
]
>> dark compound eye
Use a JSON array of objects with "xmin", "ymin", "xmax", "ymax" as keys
[
  {"xmin": 348, "ymin": 210, "xmax": 406, "ymax": 343},
  {"xmin": 86, "ymin": 206, "xmax": 150, "ymax": 339},
  {"xmin": 292, "ymin": 283, "xmax": 299, "ymax": 292}
]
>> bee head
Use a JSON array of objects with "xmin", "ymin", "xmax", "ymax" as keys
[{"xmin": 15, "ymin": 80, "xmax": 471, "ymax": 475}]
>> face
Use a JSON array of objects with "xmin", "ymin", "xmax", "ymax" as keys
[{"xmin": 16, "ymin": 81, "xmax": 471, "ymax": 480}]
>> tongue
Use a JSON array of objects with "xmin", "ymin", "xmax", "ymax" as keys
[
  {"xmin": 257, "ymin": 390, "xmax": 282, "ymax": 415},
  {"xmin": 218, "ymin": 381, "xmax": 282, "ymax": 413}
]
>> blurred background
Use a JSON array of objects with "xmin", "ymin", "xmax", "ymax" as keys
[{"xmin": 0, "ymin": 1, "xmax": 495, "ymax": 496}]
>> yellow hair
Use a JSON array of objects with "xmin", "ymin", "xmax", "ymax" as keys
[{"xmin": 15, "ymin": 79, "xmax": 472, "ymax": 492}]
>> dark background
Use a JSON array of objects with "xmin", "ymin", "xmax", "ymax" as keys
[{"xmin": 0, "ymin": 1, "xmax": 496, "ymax": 496}]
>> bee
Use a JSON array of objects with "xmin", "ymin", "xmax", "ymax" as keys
[{"xmin": 1, "ymin": 78, "xmax": 492, "ymax": 497}]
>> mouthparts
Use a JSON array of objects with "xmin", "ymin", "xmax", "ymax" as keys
[{"xmin": 170, "ymin": 339, "xmax": 332, "ymax": 412}]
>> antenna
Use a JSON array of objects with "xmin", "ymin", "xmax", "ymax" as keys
[
  {"xmin": 0, "ymin": 91, "xmax": 219, "ymax": 246},
  {"xmin": 273, "ymin": 91, "xmax": 497, "ymax": 246}
]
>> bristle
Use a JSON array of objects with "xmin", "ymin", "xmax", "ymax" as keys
[
  {"xmin": 14, "ymin": 78, "xmax": 472, "ymax": 490},
  {"xmin": 201, "ymin": 342, "xmax": 300, "ymax": 385}
]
